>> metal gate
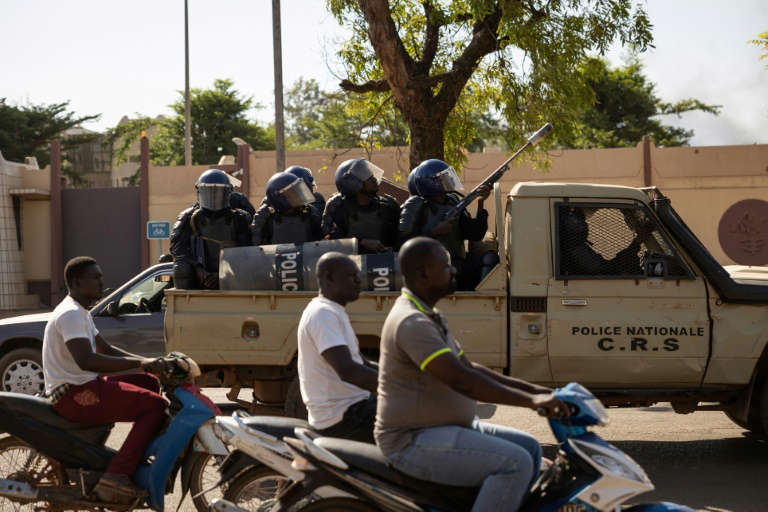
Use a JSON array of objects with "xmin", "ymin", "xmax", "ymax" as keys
[{"xmin": 62, "ymin": 187, "xmax": 141, "ymax": 289}]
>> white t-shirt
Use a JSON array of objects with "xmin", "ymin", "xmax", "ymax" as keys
[
  {"xmin": 42, "ymin": 295, "xmax": 99, "ymax": 394},
  {"xmin": 297, "ymin": 296, "xmax": 370, "ymax": 429}
]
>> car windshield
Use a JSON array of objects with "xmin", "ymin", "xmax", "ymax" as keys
[{"xmin": 118, "ymin": 274, "xmax": 170, "ymax": 313}]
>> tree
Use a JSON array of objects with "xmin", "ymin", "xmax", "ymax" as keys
[
  {"xmin": 0, "ymin": 99, "xmax": 100, "ymax": 168},
  {"xmin": 284, "ymin": 77, "xmax": 408, "ymax": 150},
  {"xmin": 749, "ymin": 31, "xmax": 768, "ymax": 67},
  {"xmin": 560, "ymin": 58, "xmax": 721, "ymax": 148},
  {"xmin": 106, "ymin": 79, "xmax": 274, "ymax": 167},
  {"xmin": 327, "ymin": 0, "xmax": 653, "ymax": 168}
]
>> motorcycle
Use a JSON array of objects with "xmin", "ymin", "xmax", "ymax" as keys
[
  {"xmin": 0, "ymin": 353, "xmax": 228, "ymax": 512},
  {"xmin": 202, "ymin": 411, "xmax": 350, "ymax": 510},
  {"xmin": 242, "ymin": 383, "xmax": 694, "ymax": 512}
]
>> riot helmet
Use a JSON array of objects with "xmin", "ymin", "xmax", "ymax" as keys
[
  {"xmin": 285, "ymin": 166, "xmax": 316, "ymax": 191},
  {"xmin": 410, "ymin": 159, "xmax": 465, "ymax": 197},
  {"xmin": 266, "ymin": 172, "xmax": 315, "ymax": 212},
  {"xmin": 407, "ymin": 167, "xmax": 418, "ymax": 195},
  {"xmin": 196, "ymin": 169, "xmax": 233, "ymax": 211},
  {"xmin": 334, "ymin": 158, "xmax": 384, "ymax": 196}
]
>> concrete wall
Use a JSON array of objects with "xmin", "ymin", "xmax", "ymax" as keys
[{"xmin": 145, "ymin": 142, "xmax": 768, "ymax": 266}]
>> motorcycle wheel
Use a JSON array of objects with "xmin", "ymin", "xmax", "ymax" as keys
[
  {"xmin": 296, "ymin": 497, "xmax": 379, "ymax": 511},
  {"xmin": 223, "ymin": 466, "xmax": 292, "ymax": 509},
  {"xmin": 0, "ymin": 436, "xmax": 65, "ymax": 511},
  {"xmin": 188, "ymin": 453, "xmax": 227, "ymax": 512}
]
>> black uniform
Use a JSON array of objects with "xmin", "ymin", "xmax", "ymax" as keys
[
  {"xmin": 250, "ymin": 204, "xmax": 323, "ymax": 246},
  {"xmin": 170, "ymin": 206, "xmax": 251, "ymax": 289},
  {"xmin": 230, "ymin": 191, "xmax": 256, "ymax": 217},
  {"xmin": 321, "ymin": 193, "xmax": 400, "ymax": 253},
  {"xmin": 399, "ymin": 193, "xmax": 488, "ymax": 289}
]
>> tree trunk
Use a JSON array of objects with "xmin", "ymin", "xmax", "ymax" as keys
[{"xmin": 407, "ymin": 114, "xmax": 446, "ymax": 168}]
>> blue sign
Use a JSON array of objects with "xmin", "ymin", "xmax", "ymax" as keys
[{"xmin": 147, "ymin": 221, "xmax": 171, "ymax": 239}]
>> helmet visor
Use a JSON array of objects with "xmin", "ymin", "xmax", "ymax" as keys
[
  {"xmin": 436, "ymin": 167, "xmax": 465, "ymax": 193},
  {"xmin": 347, "ymin": 160, "xmax": 385, "ymax": 184},
  {"xmin": 279, "ymin": 179, "xmax": 315, "ymax": 209},
  {"xmin": 197, "ymin": 184, "xmax": 232, "ymax": 211}
]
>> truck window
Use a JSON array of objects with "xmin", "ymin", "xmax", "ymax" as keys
[{"xmin": 555, "ymin": 203, "xmax": 689, "ymax": 279}]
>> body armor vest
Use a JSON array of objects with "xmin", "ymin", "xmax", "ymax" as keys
[
  {"xmin": 346, "ymin": 198, "xmax": 388, "ymax": 243},
  {"xmin": 191, "ymin": 210, "xmax": 241, "ymax": 272},
  {"xmin": 426, "ymin": 200, "xmax": 466, "ymax": 261},
  {"xmin": 270, "ymin": 212, "xmax": 316, "ymax": 244}
]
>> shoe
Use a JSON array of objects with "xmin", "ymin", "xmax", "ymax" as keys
[{"xmin": 93, "ymin": 473, "xmax": 148, "ymax": 504}]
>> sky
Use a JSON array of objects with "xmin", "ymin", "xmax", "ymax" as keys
[{"xmin": 2, "ymin": 0, "xmax": 767, "ymax": 147}]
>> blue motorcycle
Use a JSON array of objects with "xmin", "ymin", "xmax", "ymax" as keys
[
  {"xmin": 249, "ymin": 383, "xmax": 694, "ymax": 512},
  {"xmin": 0, "ymin": 354, "xmax": 227, "ymax": 511}
]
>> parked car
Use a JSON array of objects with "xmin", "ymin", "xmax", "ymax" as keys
[{"xmin": 0, "ymin": 263, "xmax": 173, "ymax": 395}]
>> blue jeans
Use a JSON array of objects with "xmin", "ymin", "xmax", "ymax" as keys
[{"xmin": 386, "ymin": 419, "xmax": 541, "ymax": 512}]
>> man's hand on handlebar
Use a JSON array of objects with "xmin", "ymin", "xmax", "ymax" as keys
[{"xmin": 532, "ymin": 394, "xmax": 572, "ymax": 419}]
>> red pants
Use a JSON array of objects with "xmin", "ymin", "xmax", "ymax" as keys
[{"xmin": 53, "ymin": 374, "xmax": 167, "ymax": 476}]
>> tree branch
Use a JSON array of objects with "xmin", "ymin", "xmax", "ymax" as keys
[
  {"xmin": 418, "ymin": 1, "xmax": 440, "ymax": 73},
  {"xmin": 355, "ymin": 0, "xmax": 417, "ymax": 98},
  {"xmin": 340, "ymin": 79, "xmax": 391, "ymax": 93},
  {"xmin": 435, "ymin": 7, "xmax": 503, "ymax": 113}
]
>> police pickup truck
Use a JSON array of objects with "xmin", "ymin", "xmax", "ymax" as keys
[{"xmin": 164, "ymin": 183, "xmax": 768, "ymax": 438}]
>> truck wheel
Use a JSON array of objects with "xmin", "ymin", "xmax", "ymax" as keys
[
  {"xmin": 0, "ymin": 348, "xmax": 44, "ymax": 395},
  {"xmin": 284, "ymin": 376, "xmax": 308, "ymax": 419}
]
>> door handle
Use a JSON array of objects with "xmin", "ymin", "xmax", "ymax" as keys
[{"xmin": 561, "ymin": 298, "xmax": 588, "ymax": 306}]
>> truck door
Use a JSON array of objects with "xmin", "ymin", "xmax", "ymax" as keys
[{"xmin": 547, "ymin": 200, "xmax": 709, "ymax": 388}]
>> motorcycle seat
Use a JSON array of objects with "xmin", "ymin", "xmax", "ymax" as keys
[
  {"xmin": 241, "ymin": 416, "xmax": 310, "ymax": 440},
  {"xmin": 315, "ymin": 437, "xmax": 477, "ymax": 510},
  {"xmin": 0, "ymin": 392, "xmax": 110, "ymax": 429},
  {"xmin": 0, "ymin": 392, "xmax": 112, "ymax": 444}
]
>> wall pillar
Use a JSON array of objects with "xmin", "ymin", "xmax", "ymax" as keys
[
  {"xmin": 49, "ymin": 140, "xmax": 63, "ymax": 305},
  {"xmin": 140, "ymin": 136, "xmax": 149, "ymax": 269},
  {"xmin": 642, "ymin": 135, "xmax": 652, "ymax": 187}
]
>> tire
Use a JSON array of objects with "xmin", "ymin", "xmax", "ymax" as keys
[
  {"xmin": 0, "ymin": 348, "xmax": 44, "ymax": 396},
  {"xmin": 188, "ymin": 453, "xmax": 227, "ymax": 512},
  {"xmin": 296, "ymin": 497, "xmax": 379, "ymax": 512},
  {"xmin": 758, "ymin": 378, "xmax": 768, "ymax": 439},
  {"xmin": 0, "ymin": 435, "xmax": 65, "ymax": 511},
  {"xmin": 284, "ymin": 376, "xmax": 308, "ymax": 419},
  {"xmin": 223, "ymin": 466, "xmax": 292, "ymax": 510}
]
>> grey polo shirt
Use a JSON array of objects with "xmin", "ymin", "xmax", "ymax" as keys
[{"xmin": 374, "ymin": 288, "xmax": 476, "ymax": 455}]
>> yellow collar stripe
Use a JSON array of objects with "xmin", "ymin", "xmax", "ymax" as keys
[{"xmin": 402, "ymin": 291, "xmax": 433, "ymax": 316}]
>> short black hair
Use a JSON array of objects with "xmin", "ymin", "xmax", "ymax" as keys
[
  {"xmin": 398, "ymin": 237, "xmax": 445, "ymax": 280},
  {"xmin": 316, "ymin": 252, "xmax": 356, "ymax": 279},
  {"xmin": 64, "ymin": 256, "xmax": 98, "ymax": 290}
]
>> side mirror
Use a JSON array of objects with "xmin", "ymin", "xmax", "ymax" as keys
[{"xmin": 105, "ymin": 301, "xmax": 120, "ymax": 317}]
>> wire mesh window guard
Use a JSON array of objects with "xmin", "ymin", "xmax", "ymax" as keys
[{"xmin": 556, "ymin": 203, "xmax": 689, "ymax": 279}]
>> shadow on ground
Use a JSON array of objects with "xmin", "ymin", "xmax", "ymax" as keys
[{"xmin": 542, "ymin": 436, "xmax": 768, "ymax": 511}]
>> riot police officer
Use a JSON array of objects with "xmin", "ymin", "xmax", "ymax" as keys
[
  {"xmin": 399, "ymin": 159, "xmax": 491, "ymax": 289},
  {"xmin": 170, "ymin": 169, "xmax": 251, "ymax": 289},
  {"xmin": 322, "ymin": 158, "xmax": 399, "ymax": 254},
  {"xmin": 285, "ymin": 165, "xmax": 326, "ymax": 214},
  {"xmin": 251, "ymin": 171, "xmax": 323, "ymax": 245}
]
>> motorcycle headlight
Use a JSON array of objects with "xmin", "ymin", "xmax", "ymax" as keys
[
  {"xmin": 213, "ymin": 422, "xmax": 234, "ymax": 444},
  {"xmin": 590, "ymin": 454, "xmax": 644, "ymax": 482}
]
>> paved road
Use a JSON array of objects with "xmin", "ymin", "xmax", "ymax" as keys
[{"xmin": 8, "ymin": 389, "xmax": 768, "ymax": 511}]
